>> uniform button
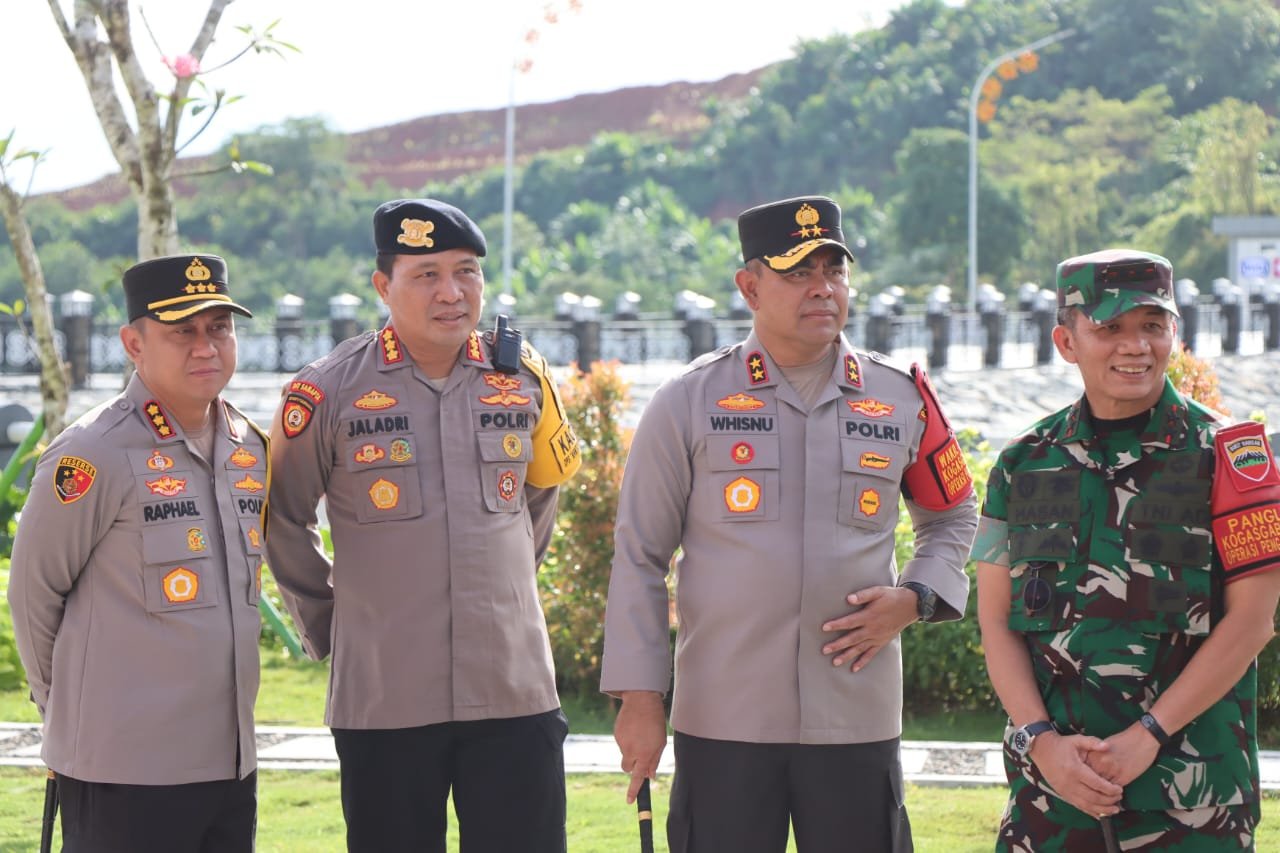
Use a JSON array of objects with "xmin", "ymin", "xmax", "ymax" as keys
[{"xmin": 117, "ymin": 401, "xmax": 129, "ymax": 410}]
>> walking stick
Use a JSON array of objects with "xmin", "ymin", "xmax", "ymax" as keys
[
  {"xmin": 1099, "ymin": 815, "xmax": 1120, "ymax": 853},
  {"xmin": 637, "ymin": 777, "xmax": 654, "ymax": 853},
  {"xmin": 40, "ymin": 768, "xmax": 58, "ymax": 853}
]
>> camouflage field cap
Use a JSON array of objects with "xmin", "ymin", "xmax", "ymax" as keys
[
  {"xmin": 1056, "ymin": 249, "xmax": 1177, "ymax": 323},
  {"xmin": 737, "ymin": 195, "xmax": 855, "ymax": 271}
]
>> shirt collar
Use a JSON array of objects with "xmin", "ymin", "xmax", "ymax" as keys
[{"xmin": 1060, "ymin": 375, "xmax": 1191, "ymax": 450}]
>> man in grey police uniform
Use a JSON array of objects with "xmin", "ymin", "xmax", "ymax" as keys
[
  {"xmin": 601, "ymin": 196, "xmax": 979, "ymax": 853},
  {"xmin": 266, "ymin": 198, "xmax": 581, "ymax": 853},
  {"xmin": 8, "ymin": 254, "xmax": 267, "ymax": 851}
]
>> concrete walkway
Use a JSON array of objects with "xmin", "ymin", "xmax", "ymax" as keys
[{"xmin": 2, "ymin": 723, "xmax": 1279, "ymax": 789}]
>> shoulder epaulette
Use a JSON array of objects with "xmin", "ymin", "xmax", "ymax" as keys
[
  {"xmin": 1186, "ymin": 396, "xmax": 1230, "ymax": 428},
  {"xmin": 680, "ymin": 345, "xmax": 736, "ymax": 377},
  {"xmin": 860, "ymin": 349, "xmax": 913, "ymax": 378},
  {"xmin": 224, "ymin": 400, "xmax": 270, "ymax": 449},
  {"xmin": 517, "ymin": 340, "xmax": 552, "ymax": 380}
]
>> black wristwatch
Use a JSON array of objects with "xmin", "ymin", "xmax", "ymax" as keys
[
  {"xmin": 899, "ymin": 581, "xmax": 938, "ymax": 621},
  {"xmin": 1010, "ymin": 720, "xmax": 1055, "ymax": 757},
  {"xmin": 1140, "ymin": 712, "xmax": 1173, "ymax": 747}
]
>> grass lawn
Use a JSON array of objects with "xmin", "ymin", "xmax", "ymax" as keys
[
  {"xmin": 4, "ymin": 659, "xmax": 1280, "ymax": 850},
  {"xmin": 2, "ymin": 769, "xmax": 1278, "ymax": 852},
  {"xmin": 0, "ymin": 767, "xmax": 1013, "ymax": 852}
]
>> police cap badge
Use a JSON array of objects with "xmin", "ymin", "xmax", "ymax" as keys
[
  {"xmin": 373, "ymin": 198, "xmax": 487, "ymax": 257},
  {"xmin": 736, "ymin": 195, "xmax": 855, "ymax": 272},
  {"xmin": 123, "ymin": 254, "xmax": 253, "ymax": 324}
]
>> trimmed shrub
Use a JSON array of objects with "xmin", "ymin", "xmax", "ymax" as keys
[
  {"xmin": 539, "ymin": 362, "xmax": 631, "ymax": 697},
  {"xmin": 899, "ymin": 430, "xmax": 996, "ymax": 712},
  {"xmin": 1167, "ymin": 345, "xmax": 1228, "ymax": 415}
]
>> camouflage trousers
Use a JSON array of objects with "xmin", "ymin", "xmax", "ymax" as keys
[{"xmin": 996, "ymin": 781, "xmax": 1258, "ymax": 851}]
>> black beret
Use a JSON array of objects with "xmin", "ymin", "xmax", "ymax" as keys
[
  {"xmin": 737, "ymin": 196, "xmax": 854, "ymax": 271},
  {"xmin": 123, "ymin": 254, "xmax": 252, "ymax": 324},
  {"xmin": 373, "ymin": 198, "xmax": 486, "ymax": 257}
]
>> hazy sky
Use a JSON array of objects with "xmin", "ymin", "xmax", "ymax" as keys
[{"xmin": 2, "ymin": 1, "xmax": 927, "ymax": 193}]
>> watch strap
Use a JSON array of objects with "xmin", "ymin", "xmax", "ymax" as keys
[
  {"xmin": 899, "ymin": 580, "xmax": 937, "ymax": 620},
  {"xmin": 1140, "ymin": 712, "xmax": 1173, "ymax": 746},
  {"xmin": 1019, "ymin": 720, "xmax": 1055, "ymax": 739},
  {"xmin": 1012, "ymin": 720, "xmax": 1055, "ymax": 755}
]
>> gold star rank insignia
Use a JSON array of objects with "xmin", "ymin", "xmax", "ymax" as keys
[
  {"xmin": 144, "ymin": 400, "xmax": 174, "ymax": 438},
  {"xmin": 380, "ymin": 327, "xmax": 404, "ymax": 365},
  {"xmin": 746, "ymin": 351, "xmax": 769, "ymax": 385},
  {"xmin": 845, "ymin": 354, "xmax": 862, "ymax": 388}
]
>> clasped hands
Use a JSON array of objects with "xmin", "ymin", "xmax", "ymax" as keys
[{"xmin": 1029, "ymin": 722, "xmax": 1161, "ymax": 818}]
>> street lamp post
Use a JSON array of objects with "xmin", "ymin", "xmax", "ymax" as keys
[
  {"xmin": 502, "ymin": 70, "xmax": 517, "ymax": 298},
  {"xmin": 967, "ymin": 28, "xmax": 1074, "ymax": 314},
  {"xmin": 501, "ymin": 1, "xmax": 584, "ymax": 299}
]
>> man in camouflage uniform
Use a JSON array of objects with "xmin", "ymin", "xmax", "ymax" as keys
[{"xmin": 974, "ymin": 249, "xmax": 1280, "ymax": 851}]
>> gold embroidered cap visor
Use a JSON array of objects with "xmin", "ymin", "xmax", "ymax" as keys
[
  {"xmin": 123, "ymin": 253, "xmax": 253, "ymax": 324},
  {"xmin": 373, "ymin": 198, "xmax": 487, "ymax": 257},
  {"xmin": 737, "ymin": 195, "xmax": 855, "ymax": 272}
]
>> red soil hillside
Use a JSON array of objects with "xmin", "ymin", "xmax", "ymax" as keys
[{"xmin": 48, "ymin": 69, "xmax": 764, "ymax": 211}]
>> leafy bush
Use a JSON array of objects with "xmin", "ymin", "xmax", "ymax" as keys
[
  {"xmin": 899, "ymin": 430, "xmax": 996, "ymax": 713},
  {"xmin": 1167, "ymin": 345, "xmax": 1228, "ymax": 415},
  {"xmin": 0, "ymin": 559, "xmax": 25, "ymax": 692},
  {"xmin": 0, "ymin": 441, "xmax": 39, "ymax": 694},
  {"xmin": 539, "ymin": 362, "xmax": 631, "ymax": 698}
]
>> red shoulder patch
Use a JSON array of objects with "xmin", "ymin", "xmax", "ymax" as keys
[
  {"xmin": 1211, "ymin": 421, "xmax": 1280, "ymax": 579},
  {"xmin": 54, "ymin": 456, "xmax": 96, "ymax": 505}
]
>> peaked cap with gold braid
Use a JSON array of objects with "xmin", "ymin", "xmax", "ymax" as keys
[
  {"xmin": 737, "ymin": 195, "xmax": 855, "ymax": 272},
  {"xmin": 123, "ymin": 254, "xmax": 253, "ymax": 324}
]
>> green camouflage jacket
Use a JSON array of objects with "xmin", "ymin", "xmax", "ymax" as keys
[{"xmin": 974, "ymin": 376, "xmax": 1261, "ymax": 812}]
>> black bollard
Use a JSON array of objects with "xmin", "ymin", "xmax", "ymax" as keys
[
  {"xmin": 925, "ymin": 286, "xmax": 951, "ymax": 370},
  {"xmin": 329, "ymin": 294, "xmax": 362, "ymax": 346},
  {"xmin": 59, "ymin": 290, "xmax": 94, "ymax": 388},
  {"xmin": 275, "ymin": 294, "xmax": 305, "ymax": 373},
  {"xmin": 1175, "ymin": 279, "xmax": 1199, "ymax": 353},
  {"xmin": 1032, "ymin": 291, "xmax": 1055, "ymax": 366},
  {"xmin": 1264, "ymin": 283, "xmax": 1280, "ymax": 351}
]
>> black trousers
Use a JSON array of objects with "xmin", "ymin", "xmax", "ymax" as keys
[
  {"xmin": 331, "ymin": 709, "xmax": 568, "ymax": 853},
  {"xmin": 667, "ymin": 732, "xmax": 912, "ymax": 853},
  {"xmin": 57, "ymin": 771, "xmax": 256, "ymax": 853}
]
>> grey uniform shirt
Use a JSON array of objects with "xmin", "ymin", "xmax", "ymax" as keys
[
  {"xmin": 267, "ymin": 326, "xmax": 574, "ymax": 728},
  {"xmin": 601, "ymin": 331, "xmax": 978, "ymax": 744},
  {"xmin": 8, "ymin": 375, "xmax": 268, "ymax": 784}
]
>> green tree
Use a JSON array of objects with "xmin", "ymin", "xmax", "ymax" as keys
[
  {"xmin": 983, "ymin": 87, "xmax": 1173, "ymax": 284},
  {"xmin": 521, "ymin": 180, "xmax": 739, "ymax": 316},
  {"xmin": 1184, "ymin": 99, "xmax": 1278, "ymax": 217},
  {"xmin": 884, "ymin": 127, "xmax": 1025, "ymax": 288},
  {"xmin": 1062, "ymin": 0, "xmax": 1280, "ymax": 114},
  {"xmin": 1132, "ymin": 98, "xmax": 1279, "ymax": 284},
  {"xmin": 46, "ymin": 2, "xmax": 295, "ymax": 258}
]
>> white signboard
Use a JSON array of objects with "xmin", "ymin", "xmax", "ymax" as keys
[{"xmin": 1236, "ymin": 238, "xmax": 1280, "ymax": 282}]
